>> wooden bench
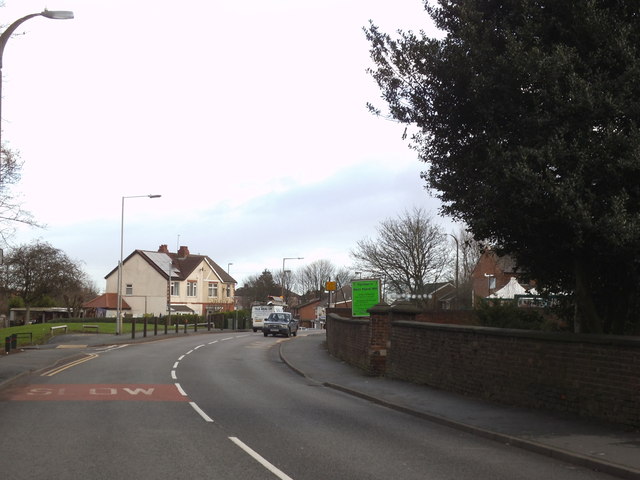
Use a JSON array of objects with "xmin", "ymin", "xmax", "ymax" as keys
[
  {"xmin": 50, "ymin": 325, "xmax": 68, "ymax": 334},
  {"xmin": 83, "ymin": 324, "xmax": 99, "ymax": 333}
]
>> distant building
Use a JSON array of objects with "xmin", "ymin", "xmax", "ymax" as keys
[{"xmin": 84, "ymin": 245, "xmax": 236, "ymax": 318}]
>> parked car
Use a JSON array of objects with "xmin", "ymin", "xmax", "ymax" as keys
[{"xmin": 262, "ymin": 312, "xmax": 298, "ymax": 337}]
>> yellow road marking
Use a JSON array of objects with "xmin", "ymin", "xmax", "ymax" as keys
[{"xmin": 41, "ymin": 354, "xmax": 98, "ymax": 377}]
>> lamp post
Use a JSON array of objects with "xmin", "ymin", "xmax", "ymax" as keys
[
  {"xmin": 448, "ymin": 234, "xmax": 459, "ymax": 309},
  {"xmin": 227, "ymin": 262, "xmax": 233, "ymax": 274},
  {"xmin": 0, "ymin": 10, "xmax": 74, "ymax": 177},
  {"xmin": 116, "ymin": 194, "xmax": 161, "ymax": 335},
  {"xmin": 281, "ymin": 257, "xmax": 303, "ymax": 301}
]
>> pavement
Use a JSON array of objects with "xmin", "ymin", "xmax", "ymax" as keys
[{"xmin": 1, "ymin": 329, "xmax": 639, "ymax": 479}]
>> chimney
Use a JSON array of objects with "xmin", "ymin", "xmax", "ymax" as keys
[
  {"xmin": 178, "ymin": 245, "xmax": 190, "ymax": 258},
  {"xmin": 158, "ymin": 244, "xmax": 169, "ymax": 254}
]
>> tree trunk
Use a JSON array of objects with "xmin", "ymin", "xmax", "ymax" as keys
[{"xmin": 574, "ymin": 259, "xmax": 602, "ymax": 334}]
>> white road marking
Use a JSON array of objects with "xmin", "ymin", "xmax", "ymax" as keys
[
  {"xmin": 174, "ymin": 383, "xmax": 187, "ymax": 396},
  {"xmin": 208, "ymin": 340, "xmax": 218, "ymax": 345},
  {"xmin": 229, "ymin": 437, "xmax": 294, "ymax": 480},
  {"xmin": 194, "ymin": 344, "xmax": 205, "ymax": 350},
  {"xmin": 171, "ymin": 370, "xmax": 177, "ymax": 380},
  {"xmin": 190, "ymin": 402, "xmax": 214, "ymax": 422},
  {"xmin": 172, "ymin": 362, "xmax": 179, "ymax": 369},
  {"xmin": 178, "ymin": 355, "xmax": 185, "ymax": 361},
  {"xmin": 185, "ymin": 349, "xmax": 194, "ymax": 355},
  {"xmin": 221, "ymin": 337, "xmax": 234, "ymax": 341}
]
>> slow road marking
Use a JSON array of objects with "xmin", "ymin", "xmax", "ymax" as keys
[{"xmin": 1, "ymin": 384, "xmax": 190, "ymax": 402}]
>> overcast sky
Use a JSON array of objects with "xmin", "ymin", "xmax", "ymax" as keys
[{"xmin": 2, "ymin": 0, "xmax": 458, "ymax": 291}]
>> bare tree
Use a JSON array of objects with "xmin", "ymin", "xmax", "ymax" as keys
[
  {"xmin": 296, "ymin": 260, "xmax": 336, "ymax": 298},
  {"xmin": 351, "ymin": 207, "xmax": 449, "ymax": 304},
  {"xmin": 0, "ymin": 145, "xmax": 40, "ymax": 242},
  {"xmin": 4, "ymin": 240, "xmax": 90, "ymax": 322},
  {"xmin": 451, "ymin": 228, "xmax": 482, "ymax": 309}
]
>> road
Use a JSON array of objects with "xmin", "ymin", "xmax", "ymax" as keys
[{"xmin": 0, "ymin": 332, "xmax": 620, "ymax": 480}]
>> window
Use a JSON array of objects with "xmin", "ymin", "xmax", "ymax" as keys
[
  {"xmin": 126, "ymin": 284, "xmax": 133, "ymax": 295},
  {"xmin": 171, "ymin": 281, "xmax": 180, "ymax": 296},
  {"xmin": 187, "ymin": 281, "xmax": 197, "ymax": 297},
  {"xmin": 226, "ymin": 285, "xmax": 231, "ymax": 297},
  {"xmin": 208, "ymin": 282, "xmax": 218, "ymax": 298}
]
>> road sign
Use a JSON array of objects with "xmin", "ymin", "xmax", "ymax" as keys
[{"xmin": 351, "ymin": 279, "xmax": 381, "ymax": 317}]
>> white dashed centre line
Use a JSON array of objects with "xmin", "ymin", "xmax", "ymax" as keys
[
  {"xmin": 190, "ymin": 402, "xmax": 214, "ymax": 422},
  {"xmin": 229, "ymin": 437, "xmax": 294, "ymax": 480}
]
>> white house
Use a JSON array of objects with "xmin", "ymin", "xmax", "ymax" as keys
[{"xmin": 92, "ymin": 245, "xmax": 236, "ymax": 318}]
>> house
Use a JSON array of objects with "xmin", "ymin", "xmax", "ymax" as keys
[
  {"xmin": 424, "ymin": 282, "xmax": 457, "ymax": 310},
  {"xmin": 101, "ymin": 245, "xmax": 237, "ymax": 318},
  {"xmin": 471, "ymin": 249, "xmax": 534, "ymax": 306},
  {"xmin": 295, "ymin": 298, "xmax": 323, "ymax": 328},
  {"xmin": 83, "ymin": 293, "xmax": 131, "ymax": 318}
]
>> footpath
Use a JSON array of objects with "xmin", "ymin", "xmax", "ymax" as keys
[{"xmin": 1, "ymin": 329, "xmax": 639, "ymax": 479}]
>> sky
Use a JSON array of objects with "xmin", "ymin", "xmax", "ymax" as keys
[{"xmin": 1, "ymin": 0, "xmax": 458, "ymax": 291}]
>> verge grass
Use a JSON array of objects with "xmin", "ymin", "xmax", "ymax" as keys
[{"xmin": 0, "ymin": 321, "xmax": 123, "ymax": 346}]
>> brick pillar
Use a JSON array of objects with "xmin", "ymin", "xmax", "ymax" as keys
[
  {"xmin": 367, "ymin": 301, "xmax": 421, "ymax": 376},
  {"xmin": 368, "ymin": 302, "xmax": 391, "ymax": 376}
]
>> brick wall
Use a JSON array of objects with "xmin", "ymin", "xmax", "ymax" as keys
[
  {"xmin": 326, "ymin": 304, "xmax": 640, "ymax": 427},
  {"xmin": 326, "ymin": 313, "xmax": 371, "ymax": 373}
]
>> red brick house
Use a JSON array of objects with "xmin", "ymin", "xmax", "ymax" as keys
[{"xmin": 471, "ymin": 249, "xmax": 533, "ymax": 306}]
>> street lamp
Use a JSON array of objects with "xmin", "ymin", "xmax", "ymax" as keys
[
  {"xmin": 281, "ymin": 257, "xmax": 303, "ymax": 301},
  {"xmin": 448, "ymin": 234, "xmax": 459, "ymax": 309},
  {"xmin": 0, "ymin": 10, "xmax": 74, "ymax": 177},
  {"xmin": 116, "ymin": 194, "xmax": 161, "ymax": 335},
  {"xmin": 227, "ymin": 262, "xmax": 233, "ymax": 274}
]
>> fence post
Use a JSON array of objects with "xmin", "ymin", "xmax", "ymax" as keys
[
  {"xmin": 10, "ymin": 333, "xmax": 17, "ymax": 349},
  {"xmin": 5, "ymin": 336, "xmax": 11, "ymax": 354},
  {"xmin": 143, "ymin": 317, "xmax": 148, "ymax": 337}
]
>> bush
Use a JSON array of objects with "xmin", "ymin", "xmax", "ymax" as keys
[{"xmin": 475, "ymin": 299, "xmax": 564, "ymax": 331}]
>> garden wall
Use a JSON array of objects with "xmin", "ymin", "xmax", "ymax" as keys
[{"xmin": 326, "ymin": 303, "xmax": 640, "ymax": 427}]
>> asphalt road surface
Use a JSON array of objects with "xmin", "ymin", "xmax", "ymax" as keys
[{"xmin": 0, "ymin": 332, "xmax": 620, "ymax": 480}]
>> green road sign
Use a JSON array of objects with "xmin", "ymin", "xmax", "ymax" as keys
[{"xmin": 351, "ymin": 279, "xmax": 381, "ymax": 317}]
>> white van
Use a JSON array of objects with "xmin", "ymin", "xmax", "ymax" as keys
[{"xmin": 251, "ymin": 304, "xmax": 284, "ymax": 332}]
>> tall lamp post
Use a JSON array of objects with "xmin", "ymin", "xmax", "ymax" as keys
[
  {"xmin": 0, "ymin": 10, "xmax": 74, "ymax": 177},
  {"xmin": 117, "ymin": 194, "xmax": 161, "ymax": 335},
  {"xmin": 448, "ymin": 234, "xmax": 459, "ymax": 309},
  {"xmin": 281, "ymin": 257, "xmax": 303, "ymax": 302}
]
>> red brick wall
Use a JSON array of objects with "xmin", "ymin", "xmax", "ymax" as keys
[
  {"xmin": 326, "ymin": 313, "xmax": 371, "ymax": 373},
  {"xmin": 387, "ymin": 323, "xmax": 640, "ymax": 427},
  {"xmin": 326, "ymin": 308, "xmax": 640, "ymax": 427}
]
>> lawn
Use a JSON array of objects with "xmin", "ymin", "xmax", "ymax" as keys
[{"xmin": 0, "ymin": 321, "xmax": 123, "ymax": 346}]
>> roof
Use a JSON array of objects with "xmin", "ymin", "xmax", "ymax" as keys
[
  {"xmin": 83, "ymin": 293, "xmax": 131, "ymax": 310},
  {"xmin": 105, "ymin": 249, "xmax": 237, "ymax": 284},
  {"xmin": 169, "ymin": 304, "xmax": 195, "ymax": 313},
  {"xmin": 489, "ymin": 277, "xmax": 538, "ymax": 299}
]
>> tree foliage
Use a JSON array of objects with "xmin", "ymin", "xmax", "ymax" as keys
[
  {"xmin": 4, "ymin": 240, "xmax": 96, "ymax": 321},
  {"xmin": 366, "ymin": 1, "xmax": 640, "ymax": 333},
  {"xmin": 351, "ymin": 207, "xmax": 449, "ymax": 305},
  {"xmin": 237, "ymin": 269, "xmax": 279, "ymax": 308}
]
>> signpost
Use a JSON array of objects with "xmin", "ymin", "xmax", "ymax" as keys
[{"xmin": 351, "ymin": 279, "xmax": 381, "ymax": 317}]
